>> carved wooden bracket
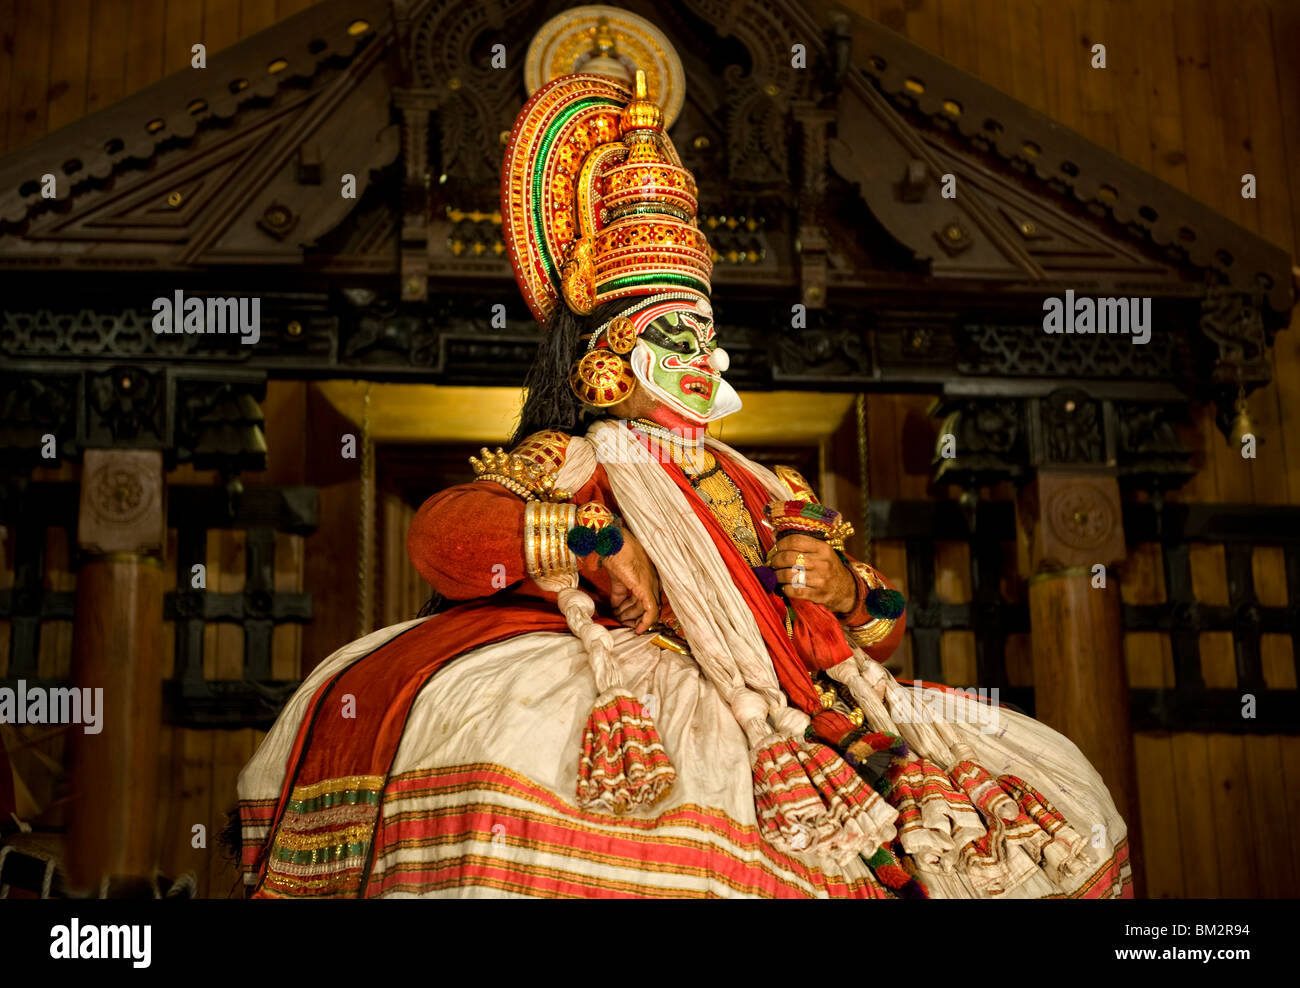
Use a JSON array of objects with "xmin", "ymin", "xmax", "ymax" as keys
[
  {"xmin": 933, "ymin": 391, "xmax": 1194, "ymax": 497},
  {"xmin": 393, "ymin": 90, "xmax": 437, "ymax": 302}
]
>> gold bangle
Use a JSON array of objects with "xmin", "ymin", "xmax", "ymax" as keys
[
  {"xmin": 848, "ymin": 560, "xmax": 885, "ymax": 590},
  {"xmin": 846, "ymin": 617, "xmax": 896, "ymax": 648},
  {"xmin": 524, "ymin": 501, "xmax": 578, "ymax": 578}
]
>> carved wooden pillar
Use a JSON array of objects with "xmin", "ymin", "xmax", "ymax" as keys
[
  {"xmin": 1017, "ymin": 469, "xmax": 1143, "ymax": 892},
  {"xmin": 791, "ymin": 102, "xmax": 834, "ymax": 311},
  {"xmin": 394, "ymin": 92, "xmax": 433, "ymax": 303},
  {"xmin": 66, "ymin": 449, "xmax": 165, "ymax": 893}
]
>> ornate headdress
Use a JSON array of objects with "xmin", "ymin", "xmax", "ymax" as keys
[
  {"xmin": 503, "ymin": 69, "xmax": 735, "ymax": 420},
  {"xmin": 502, "ymin": 70, "xmax": 710, "ymax": 323}
]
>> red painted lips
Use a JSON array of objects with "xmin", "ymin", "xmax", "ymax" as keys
[{"xmin": 679, "ymin": 374, "xmax": 715, "ymax": 399}]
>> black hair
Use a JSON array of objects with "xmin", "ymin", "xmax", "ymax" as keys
[{"xmin": 510, "ymin": 297, "xmax": 636, "ymax": 446}]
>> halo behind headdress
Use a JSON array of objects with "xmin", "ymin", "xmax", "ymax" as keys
[{"xmin": 501, "ymin": 70, "xmax": 712, "ymax": 326}]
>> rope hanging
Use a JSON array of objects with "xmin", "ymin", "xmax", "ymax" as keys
[
  {"xmin": 357, "ymin": 384, "xmax": 375, "ymax": 638},
  {"xmin": 855, "ymin": 393, "xmax": 873, "ymax": 566}
]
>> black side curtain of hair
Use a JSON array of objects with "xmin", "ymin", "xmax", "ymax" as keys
[{"xmin": 509, "ymin": 298, "xmax": 637, "ymax": 446}]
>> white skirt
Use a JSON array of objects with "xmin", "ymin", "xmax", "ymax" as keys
[{"xmin": 238, "ymin": 618, "xmax": 1131, "ymax": 898}]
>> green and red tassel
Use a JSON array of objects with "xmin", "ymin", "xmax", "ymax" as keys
[{"xmin": 866, "ymin": 844, "xmax": 928, "ymax": 899}]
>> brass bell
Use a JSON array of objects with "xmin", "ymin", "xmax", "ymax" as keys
[{"xmin": 1228, "ymin": 389, "xmax": 1256, "ymax": 448}]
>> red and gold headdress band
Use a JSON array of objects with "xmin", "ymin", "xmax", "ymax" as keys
[
  {"xmin": 583, "ymin": 292, "xmax": 712, "ymax": 354},
  {"xmin": 501, "ymin": 70, "xmax": 712, "ymax": 326}
]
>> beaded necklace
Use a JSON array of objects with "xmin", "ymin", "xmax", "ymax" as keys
[{"xmin": 626, "ymin": 420, "xmax": 798, "ymax": 641}]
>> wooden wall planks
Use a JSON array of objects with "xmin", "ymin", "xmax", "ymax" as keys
[
  {"xmin": 0, "ymin": 0, "xmax": 15, "ymax": 153},
  {"xmin": 203, "ymin": 0, "xmax": 245, "ymax": 54},
  {"xmin": 841, "ymin": 0, "xmax": 1300, "ymax": 508},
  {"xmin": 46, "ymin": 0, "xmax": 91, "ymax": 134},
  {"xmin": 2, "ymin": 0, "xmax": 326, "ymax": 153},
  {"xmin": 84, "ymin": 0, "xmax": 128, "ymax": 115},
  {"xmin": 164, "ymin": 0, "xmax": 205, "ymax": 76},
  {"xmin": 7, "ymin": 0, "xmax": 52, "ymax": 152}
]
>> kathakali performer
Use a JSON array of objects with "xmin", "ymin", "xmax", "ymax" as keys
[{"xmin": 236, "ymin": 70, "xmax": 1132, "ymax": 898}]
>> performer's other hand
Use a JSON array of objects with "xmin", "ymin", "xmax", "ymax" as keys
[
  {"xmin": 604, "ymin": 531, "xmax": 661, "ymax": 634},
  {"xmin": 769, "ymin": 534, "xmax": 857, "ymax": 613}
]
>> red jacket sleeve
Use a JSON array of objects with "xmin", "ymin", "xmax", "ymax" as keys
[
  {"xmin": 406, "ymin": 469, "xmax": 618, "ymax": 602},
  {"xmin": 406, "ymin": 482, "xmax": 528, "ymax": 600},
  {"xmin": 767, "ymin": 464, "xmax": 907, "ymax": 663}
]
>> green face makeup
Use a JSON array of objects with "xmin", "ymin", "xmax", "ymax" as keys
[{"xmin": 639, "ymin": 310, "xmax": 719, "ymax": 418}]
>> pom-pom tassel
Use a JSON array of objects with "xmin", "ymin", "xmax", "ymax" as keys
[
  {"xmin": 866, "ymin": 845, "xmax": 929, "ymax": 899},
  {"xmin": 576, "ymin": 690, "xmax": 675, "ymax": 814},
  {"xmin": 567, "ymin": 524, "xmax": 624, "ymax": 558},
  {"xmin": 594, "ymin": 525, "xmax": 624, "ymax": 557},
  {"xmin": 865, "ymin": 587, "xmax": 906, "ymax": 620}
]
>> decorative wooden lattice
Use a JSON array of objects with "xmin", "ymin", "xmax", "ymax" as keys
[{"xmin": 0, "ymin": 483, "xmax": 317, "ymax": 728}]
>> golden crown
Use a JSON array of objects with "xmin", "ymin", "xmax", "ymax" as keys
[{"xmin": 502, "ymin": 70, "xmax": 712, "ymax": 325}]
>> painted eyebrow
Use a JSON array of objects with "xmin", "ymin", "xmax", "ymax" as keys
[
  {"xmin": 641, "ymin": 324, "xmax": 695, "ymax": 352},
  {"xmin": 680, "ymin": 314, "xmax": 716, "ymax": 342},
  {"xmin": 643, "ymin": 316, "xmax": 715, "ymax": 354}
]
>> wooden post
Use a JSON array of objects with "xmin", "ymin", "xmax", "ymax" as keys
[
  {"xmin": 66, "ymin": 449, "xmax": 165, "ymax": 893},
  {"xmin": 1017, "ymin": 469, "xmax": 1144, "ymax": 895}
]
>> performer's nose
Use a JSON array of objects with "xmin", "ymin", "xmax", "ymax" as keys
[{"xmin": 709, "ymin": 347, "xmax": 730, "ymax": 372}]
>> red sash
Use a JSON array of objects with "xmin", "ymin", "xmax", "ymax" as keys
[{"xmin": 651, "ymin": 446, "xmax": 861, "ymax": 746}]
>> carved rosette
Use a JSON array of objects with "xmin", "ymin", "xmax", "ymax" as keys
[
  {"xmin": 77, "ymin": 449, "xmax": 165, "ymax": 555},
  {"xmin": 1021, "ymin": 471, "xmax": 1126, "ymax": 572},
  {"xmin": 1045, "ymin": 481, "xmax": 1115, "ymax": 553}
]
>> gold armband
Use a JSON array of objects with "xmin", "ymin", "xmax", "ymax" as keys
[
  {"xmin": 849, "ymin": 560, "xmax": 885, "ymax": 591},
  {"xmin": 470, "ymin": 447, "xmax": 571, "ymax": 503},
  {"xmin": 773, "ymin": 464, "xmax": 819, "ymax": 504},
  {"xmin": 524, "ymin": 501, "xmax": 579, "ymax": 579}
]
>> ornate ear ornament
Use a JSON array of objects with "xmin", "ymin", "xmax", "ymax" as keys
[
  {"xmin": 605, "ymin": 316, "xmax": 636, "ymax": 354},
  {"xmin": 570, "ymin": 349, "xmax": 636, "ymax": 407}
]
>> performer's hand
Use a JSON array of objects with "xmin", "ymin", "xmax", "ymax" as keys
[
  {"xmin": 603, "ymin": 531, "xmax": 661, "ymax": 634},
  {"xmin": 769, "ymin": 534, "xmax": 858, "ymax": 613}
]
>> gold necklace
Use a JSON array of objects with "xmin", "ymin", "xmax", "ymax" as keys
[{"xmin": 688, "ymin": 452, "xmax": 764, "ymax": 566}]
